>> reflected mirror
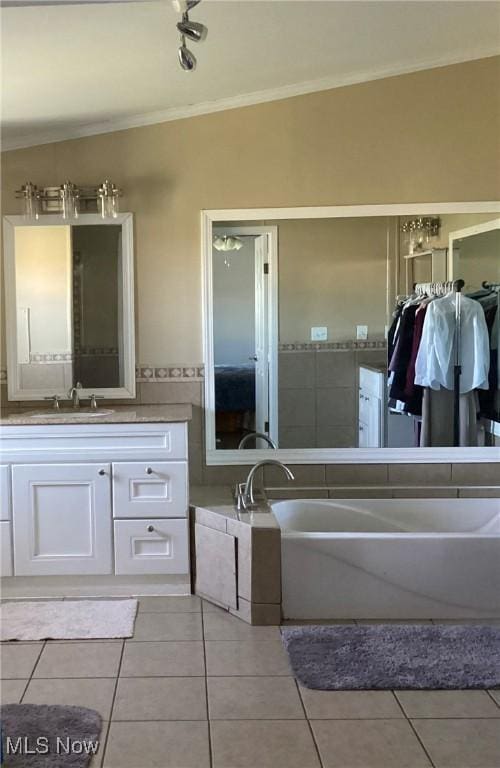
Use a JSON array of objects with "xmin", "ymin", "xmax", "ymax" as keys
[
  {"xmin": 205, "ymin": 208, "xmax": 500, "ymax": 459},
  {"xmin": 4, "ymin": 213, "xmax": 135, "ymax": 400}
]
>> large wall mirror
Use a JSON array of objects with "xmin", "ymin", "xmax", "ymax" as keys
[
  {"xmin": 3, "ymin": 213, "xmax": 135, "ymax": 400},
  {"xmin": 203, "ymin": 204, "xmax": 500, "ymax": 464}
]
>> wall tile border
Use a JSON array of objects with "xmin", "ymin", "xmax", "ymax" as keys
[
  {"xmin": 0, "ymin": 364, "xmax": 205, "ymax": 383},
  {"xmin": 136, "ymin": 365, "xmax": 205, "ymax": 382},
  {"xmin": 279, "ymin": 340, "xmax": 387, "ymax": 351}
]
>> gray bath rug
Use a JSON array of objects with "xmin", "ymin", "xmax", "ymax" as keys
[
  {"xmin": 281, "ymin": 624, "xmax": 500, "ymax": 689},
  {"xmin": 0, "ymin": 599, "xmax": 138, "ymax": 641},
  {"xmin": 0, "ymin": 704, "xmax": 102, "ymax": 767}
]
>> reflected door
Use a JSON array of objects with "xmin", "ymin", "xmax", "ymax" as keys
[{"xmin": 212, "ymin": 233, "xmax": 271, "ymax": 449}]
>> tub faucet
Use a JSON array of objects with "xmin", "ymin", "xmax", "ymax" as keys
[
  {"xmin": 237, "ymin": 432, "xmax": 278, "ymax": 450},
  {"xmin": 68, "ymin": 382, "xmax": 83, "ymax": 409},
  {"xmin": 236, "ymin": 460, "xmax": 294, "ymax": 511}
]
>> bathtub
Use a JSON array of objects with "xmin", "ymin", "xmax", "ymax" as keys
[{"xmin": 271, "ymin": 498, "xmax": 500, "ymax": 620}]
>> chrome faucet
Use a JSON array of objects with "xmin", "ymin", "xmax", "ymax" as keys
[
  {"xmin": 68, "ymin": 382, "xmax": 83, "ymax": 409},
  {"xmin": 236, "ymin": 460, "xmax": 294, "ymax": 511},
  {"xmin": 238, "ymin": 432, "xmax": 278, "ymax": 450}
]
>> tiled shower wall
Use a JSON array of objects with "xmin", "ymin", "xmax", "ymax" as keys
[{"xmin": 1, "ymin": 375, "xmax": 498, "ymax": 495}]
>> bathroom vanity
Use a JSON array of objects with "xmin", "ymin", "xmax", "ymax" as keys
[{"xmin": 0, "ymin": 405, "xmax": 192, "ymax": 597}]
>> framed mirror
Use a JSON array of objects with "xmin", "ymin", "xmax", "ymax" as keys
[
  {"xmin": 3, "ymin": 213, "xmax": 135, "ymax": 401},
  {"xmin": 202, "ymin": 203, "xmax": 500, "ymax": 464}
]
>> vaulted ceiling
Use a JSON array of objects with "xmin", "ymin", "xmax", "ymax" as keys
[{"xmin": 2, "ymin": 0, "xmax": 500, "ymax": 149}]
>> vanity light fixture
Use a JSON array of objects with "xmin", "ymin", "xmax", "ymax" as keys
[
  {"xmin": 173, "ymin": 0, "xmax": 207, "ymax": 71},
  {"xmin": 401, "ymin": 217, "xmax": 441, "ymax": 253},
  {"xmin": 15, "ymin": 179, "xmax": 123, "ymax": 220}
]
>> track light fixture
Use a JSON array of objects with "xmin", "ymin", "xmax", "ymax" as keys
[
  {"xmin": 172, "ymin": 0, "xmax": 207, "ymax": 72},
  {"xmin": 178, "ymin": 36, "xmax": 197, "ymax": 71}
]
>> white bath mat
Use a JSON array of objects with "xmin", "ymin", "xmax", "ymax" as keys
[{"xmin": 0, "ymin": 599, "xmax": 138, "ymax": 641}]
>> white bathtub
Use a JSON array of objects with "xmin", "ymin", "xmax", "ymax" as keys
[{"xmin": 271, "ymin": 498, "xmax": 500, "ymax": 620}]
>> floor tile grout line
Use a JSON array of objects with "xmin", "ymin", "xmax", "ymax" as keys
[
  {"xmin": 294, "ymin": 679, "xmax": 325, "ymax": 768},
  {"xmin": 100, "ymin": 638, "xmax": 125, "ymax": 767},
  {"xmin": 485, "ymin": 690, "xmax": 500, "ymax": 709},
  {"xmin": 19, "ymin": 640, "xmax": 46, "ymax": 703},
  {"xmin": 405, "ymin": 716, "xmax": 437, "ymax": 768},
  {"xmin": 391, "ymin": 689, "xmax": 437, "ymax": 768},
  {"xmin": 201, "ymin": 606, "xmax": 214, "ymax": 768}
]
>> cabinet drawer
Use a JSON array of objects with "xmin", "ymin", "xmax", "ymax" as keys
[
  {"xmin": 0, "ymin": 465, "xmax": 11, "ymax": 521},
  {"xmin": 112, "ymin": 462, "xmax": 188, "ymax": 518},
  {"xmin": 0, "ymin": 521, "xmax": 13, "ymax": 577},
  {"xmin": 114, "ymin": 518, "xmax": 189, "ymax": 575}
]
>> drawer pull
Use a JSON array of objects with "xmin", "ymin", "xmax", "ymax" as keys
[
  {"xmin": 98, "ymin": 469, "xmax": 106, "ymax": 476},
  {"xmin": 146, "ymin": 467, "xmax": 153, "ymax": 475},
  {"xmin": 147, "ymin": 525, "xmax": 155, "ymax": 533}
]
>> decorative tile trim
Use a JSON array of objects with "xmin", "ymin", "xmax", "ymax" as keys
[
  {"xmin": 29, "ymin": 352, "xmax": 73, "ymax": 363},
  {"xmin": 279, "ymin": 340, "xmax": 387, "ymax": 351},
  {"xmin": 136, "ymin": 365, "xmax": 205, "ymax": 382},
  {"xmin": 0, "ymin": 365, "xmax": 205, "ymax": 384}
]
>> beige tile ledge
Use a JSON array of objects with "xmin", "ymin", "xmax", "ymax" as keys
[
  {"xmin": 0, "ymin": 403, "xmax": 193, "ymax": 426},
  {"xmin": 189, "ymin": 485, "xmax": 280, "ymax": 530}
]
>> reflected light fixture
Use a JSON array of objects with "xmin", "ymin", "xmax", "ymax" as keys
[
  {"xmin": 172, "ymin": 0, "xmax": 207, "ymax": 71},
  {"xmin": 213, "ymin": 235, "xmax": 244, "ymax": 252}
]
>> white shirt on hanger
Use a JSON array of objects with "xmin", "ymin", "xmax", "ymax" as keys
[{"xmin": 414, "ymin": 294, "xmax": 490, "ymax": 393}]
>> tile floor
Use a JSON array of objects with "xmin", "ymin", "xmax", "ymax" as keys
[{"xmin": 1, "ymin": 597, "xmax": 500, "ymax": 768}]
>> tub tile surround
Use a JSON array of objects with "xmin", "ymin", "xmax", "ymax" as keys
[
  {"xmin": 2, "ymin": 597, "xmax": 500, "ymax": 768},
  {"xmin": 2, "ymin": 376, "xmax": 499, "ymax": 496}
]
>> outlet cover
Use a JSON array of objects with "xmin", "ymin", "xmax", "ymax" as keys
[
  {"xmin": 311, "ymin": 326, "xmax": 328, "ymax": 341},
  {"xmin": 356, "ymin": 325, "xmax": 368, "ymax": 340}
]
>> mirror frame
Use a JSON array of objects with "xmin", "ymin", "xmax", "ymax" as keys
[
  {"xmin": 3, "ymin": 212, "xmax": 136, "ymax": 401},
  {"xmin": 202, "ymin": 202, "xmax": 500, "ymax": 465}
]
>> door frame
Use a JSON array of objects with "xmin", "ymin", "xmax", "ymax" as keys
[{"xmin": 203, "ymin": 223, "xmax": 278, "ymax": 461}]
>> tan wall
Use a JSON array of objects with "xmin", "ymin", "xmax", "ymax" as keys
[
  {"xmin": 277, "ymin": 217, "xmax": 389, "ymax": 343},
  {"xmin": 2, "ymin": 56, "xmax": 500, "ymax": 369}
]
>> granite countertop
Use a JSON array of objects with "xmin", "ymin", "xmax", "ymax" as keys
[{"xmin": 0, "ymin": 403, "xmax": 193, "ymax": 426}]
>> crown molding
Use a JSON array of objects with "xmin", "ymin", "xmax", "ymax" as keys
[{"xmin": 2, "ymin": 47, "xmax": 499, "ymax": 152}]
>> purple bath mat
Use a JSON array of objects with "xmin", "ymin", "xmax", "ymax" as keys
[{"xmin": 281, "ymin": 624, "xmax": 500, "ymax": 690}]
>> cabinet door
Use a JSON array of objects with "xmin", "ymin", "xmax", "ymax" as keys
[
  {"xmin": 12, "ymin": 463, "xmax": 112, "ymax": 576},
  {"xmin": 112, "ymin": 462, "xmax": 188, "ymax": 518},
  {"xmin": 1, "ymin": 465, "xmax": 11, "ymax": 521},
  {"xmin": 0, "ymin": 522, "xmax": 13, "ymax": 576}
]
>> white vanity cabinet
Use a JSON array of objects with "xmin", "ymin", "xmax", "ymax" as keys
[
  {"xmin": 0, "ymin": 418, "xmax": 191, "ymax": 587},
  {"xmin": 0, "ymin": 464, "xmax": 13, "ymax": 576},
  {"xmin": 358, "ymin": 366, "xmax": 384, "ymax": 448}
]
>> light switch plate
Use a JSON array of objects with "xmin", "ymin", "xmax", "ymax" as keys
[
  {"xmin": 356, "ymin": 325, "xmax": 368, "ymax": 340},
  {"xmin": 311, "ymin": 326, "xmax": 328, "ymax": 341}
]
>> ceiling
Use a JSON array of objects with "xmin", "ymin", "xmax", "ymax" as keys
[{"xmin": 2, "ymin": 0, "xmax": 500, "ymax": 150}]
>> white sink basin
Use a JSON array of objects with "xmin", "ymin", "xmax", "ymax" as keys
[{"xmin": 28, "ymin": 408, "xmax": 115, "ymax": 418}]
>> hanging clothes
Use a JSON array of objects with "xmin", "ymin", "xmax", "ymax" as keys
[
  {"xmin": 420, "ymin": 389, "xmax": 480, "ymax": 447},
  {"xmin": 414, "ymin": 294, "xmax": 490, "ymax": 393}
]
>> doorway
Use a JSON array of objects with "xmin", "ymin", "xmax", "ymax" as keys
[{"xmin": 210, "ymin": 226, "xmax": 278, "ymax": 450}]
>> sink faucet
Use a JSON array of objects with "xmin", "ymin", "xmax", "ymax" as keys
[
  {"xmin": 238, "ymin": 432, "xmax": 278, "ymax": 450},
  {"xmin": 68, "ymin": 382, "xmax": 83, "ymax": 409},
  {"xmin": 236, "ymin": 460, "xmax": 294, "ymax": 511}
]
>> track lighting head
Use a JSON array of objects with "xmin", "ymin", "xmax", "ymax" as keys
[
  {"xmin": 172, "ymin": 0, "xmax": 201, "ymax": 13},
  {"xmin": 178, "ymin": 36, "xmax": 197, "ymax": 71},
  {"xmin": 177, "ymin": 16, "xmax": 208, "ymax": 42}
]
